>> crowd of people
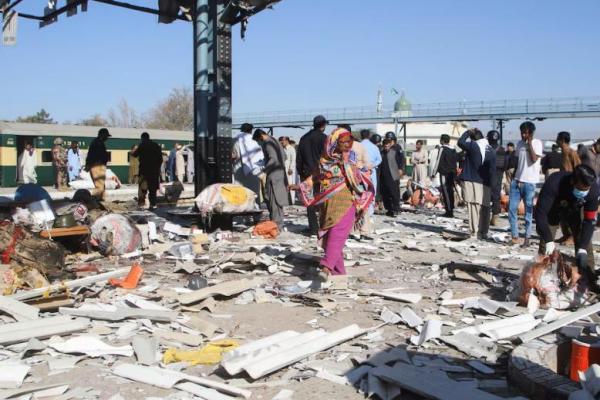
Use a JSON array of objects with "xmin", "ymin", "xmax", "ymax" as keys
[
  {"xmin": 231, "ymin": 116, "xmax": 600, "ymax": 283},
  {"xmin": 15, "ymin": 119, "xmax": 600, "ymax": 283}
]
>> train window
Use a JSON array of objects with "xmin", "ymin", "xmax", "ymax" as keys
[
  {"xmin": 107, "ymin": 152, "xmax": 112, "ymax": 162},
  {"xmin": 41, "ymin": 151, "xmax": 53, "ymax": 163}
]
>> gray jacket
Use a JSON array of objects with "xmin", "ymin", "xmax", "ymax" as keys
[{"xmin": 262, "ymin": 137, "xmax": 290, "ymax": 207}]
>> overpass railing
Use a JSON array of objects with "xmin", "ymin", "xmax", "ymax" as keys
[{"xmin": 232, "ymin": 96, "xmax": 600, "ymax": 125}]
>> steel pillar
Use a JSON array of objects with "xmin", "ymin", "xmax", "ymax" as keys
[{"xmin": 193, "ymin": 0, "xmax": 232, "ymax": 196}]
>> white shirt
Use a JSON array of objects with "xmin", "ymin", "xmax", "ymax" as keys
[{"xmin": 515, "ymin": 139, "xmax": 544, "ymax": 184}]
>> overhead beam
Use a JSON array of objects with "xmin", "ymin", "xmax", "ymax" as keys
[
  {"xmin": 92, "ymin": 0, "xmax": 188, "ymax": 21},
  {"xmin": 1, "ymin": 0, "xmax": 188, "ymax": 22}
]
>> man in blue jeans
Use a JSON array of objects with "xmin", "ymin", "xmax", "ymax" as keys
[{"xmin": 509, "ymin": 121, "xmax": 544, "ymax": 247}]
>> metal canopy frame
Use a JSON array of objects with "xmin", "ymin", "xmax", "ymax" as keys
[{"xmin": 2, "ymin": 0, "xmax": 278, "ymax": 195}]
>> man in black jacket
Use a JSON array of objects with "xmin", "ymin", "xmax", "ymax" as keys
[
  {"xmin": 380, "ymin": 139, "xmax": 404, "ymax": 217},
  {"xmin": 536, "ymin": 164, "xmax": 599, "ymax": 283},
  {"xmin": 296, "ymin": 115, "xmax": 328, "ymax": 235},
  {"xmin": 434, "ymin": 134, "xmax": 458, "ymax": 218},
  {"xmin": 487, "ymin": 130, "xmax": 506, "ymax": 226},
  {"xmin": 133, "ymin": 132, "xmax": 163, "ymax": 209},
  {"xmin": 85, "ymin": 128, "xmax": 111, "ymax": 200}
]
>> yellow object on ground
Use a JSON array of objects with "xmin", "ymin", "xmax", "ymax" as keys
[
  {"xmin": 162, "ymin": 339, "xmax": 239, "ymax": 365},
  {"xmin": 220, "ymin": 185, "xmax": 248, "ymax": 206}
]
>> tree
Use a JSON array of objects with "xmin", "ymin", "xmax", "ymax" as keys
[
  {"xmin": 106, "ymin": 99, "xmax": 141, "ymax": 128},
  {"xmin": 79, "ymin": 114, "xmax": 108, "ymax": 127},
  {"xmin": 16, "ymin": 109, "xmax": 55, "ymax": 124},
  {"xmin": 144, "ymin": 87, "xmax": 193, "ymax": 131}
]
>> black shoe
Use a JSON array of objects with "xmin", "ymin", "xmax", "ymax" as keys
[
  {"xmin": 442, "ymin": 212, "xmax": 454, "ymax": 218},
  {"xmin": 521, "ymin": 238, "xmax": 531, "ymax": 248},
  {"xmin": 385, "ymin": 211, "xmax": 394, "ymax": 217}
]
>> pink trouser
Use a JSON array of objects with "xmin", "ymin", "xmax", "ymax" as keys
[{"xmin": 320, "ymin": 206, "xmax": 356, "ymax": 275}]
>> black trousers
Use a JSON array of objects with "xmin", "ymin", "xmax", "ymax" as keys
[
  {"xmin": 491, "ymin": 168, "xmax": 503, "ymax": 215},
  {"xmin": 138, "ymin": 173, "xmax": 159, "ymax": 207},
  {"xmin": 306, "ymin": 181, "xmax": 320, "ymax": 235},
  {"xmin": 439, "ymin": 172, "xmax": 455, "ymax": 215},
  {"xmin": 380, "ymin": 177, "xmax": 400, "ymax": 213}
]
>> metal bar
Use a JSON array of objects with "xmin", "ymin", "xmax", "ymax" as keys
[
  {"xmin": 92, "ymin": 0, "xmax": 188, "ymax": 21},
  {"xmin": 230, "ymin": 0, "xmax": 280, "ymax": 25},
  {"xmin": 3, "ymin": 0, "xmax": 23, "ymax": 13},
  {"xmin": 193, "ymin": 0, "xmax": 210, "ymax": 195}
]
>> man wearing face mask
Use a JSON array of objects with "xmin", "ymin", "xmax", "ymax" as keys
[{"xmin": 536, "ymin": 164, "xmax": 599, "ymax": 285}]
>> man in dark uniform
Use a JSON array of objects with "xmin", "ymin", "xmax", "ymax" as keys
[
  {"xmin": 380, "ymin": 139, "xmax": 404, "ymax": 216},
  {"xmin": 296, "ymin": 115, "xmax": 328, "ymax": 235},
  {"xmin": 384, "ymin": 131, "xmax": 405, "ymax": 171},
  {"xmin": 133, "ymin": 132, "xmax": 163, "ymax": 209},
  {"xmin": 487, "ymin": 130, "xmax": 506, "ymax": 226},
  {"xmin": 435, "ymin": 134, "xmax": 458, "ymax": 218},
  {"xmin": 536, "ymin": 164, "xmax": 599, "ymax": 284}
]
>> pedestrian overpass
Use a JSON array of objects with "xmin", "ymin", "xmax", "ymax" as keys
[{"xmin": 232, "ymin": 96, "xmax": 600, "ymax": 142}]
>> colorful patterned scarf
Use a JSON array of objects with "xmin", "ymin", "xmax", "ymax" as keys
[{"xmin": 300, "ymin": 128, "xmax": 374, "ymax": 214}]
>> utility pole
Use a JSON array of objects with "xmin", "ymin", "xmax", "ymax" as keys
[{"xmin": 193, "ymin": 0, "xmax": 232, "ymax": 196}]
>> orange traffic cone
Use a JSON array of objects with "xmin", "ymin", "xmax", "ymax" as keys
[{"xmin": 109, "ymin": 263, "xmax": 143, "ymax": 289}]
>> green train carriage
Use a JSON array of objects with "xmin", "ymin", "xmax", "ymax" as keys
[{"xmin": 0, "ymin": 122, "xmax": 193, "ymax": 187}]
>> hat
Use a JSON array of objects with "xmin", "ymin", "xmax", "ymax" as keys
[
  {"xmin": 385, "ymin": 131, "xmax": 397, "ymax": 140},
  {"xmin": 487, "ymin": 130, "xmax": 500, "ymax": 142},
  {"xmin": 313, "ymin": 115, "xmax": 328, "ymax": 127},
  {"xmin": 98, "ymin": 128, "xmax": 111, "ymax": 138},
  {"xmin": 241, "ymin": 123, "xmax": 254, "ymax": 133}
]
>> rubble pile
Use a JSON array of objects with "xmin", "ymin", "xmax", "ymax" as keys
[{"xmin": 0, "ymin": 192, "xmax": 599, "ymax": 399}]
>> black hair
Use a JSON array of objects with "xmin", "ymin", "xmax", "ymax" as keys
[
  {"xmin": 416, "ymin": 139, "xmax": 424, "ymax": 145},
  {"xmin": 141, "ymin": 132, "xmax": 150, "ymax": 140},
  {"xmin": 574, "ymin": 164, "xmax": 597, "ymax": 187},
  {"xmin": 520, "ymin": 121, "xmax": 536, "ymax": 133},
  {"xmin": 507, "ymin": 142, "xmax": 515, "ymax": 147},
  {"xmin": 252, "ymin": 129, "xmax": 267, "ymax": 141},
  {"xmin": 440, "ymin": 134, "xmax": 450, "ymax": 144},
  {"xmin": 360, "ymin": 129, "xmax": 371, "ymax": 141},
  {"xmin": 551, "ymin": 144, "xmax": 559, "ymax": 152},
  {"xmin": 241, "ymin": 123, "xmax": 254, "ymax": 133},
  {"xmin": 278, "ymin": 136, "xmax": 287, "ymax": 142},
  {"xmin": 471, "ymin": 128, "xmax": 484, "ymax": 140},
  {"xmin": 370, "ymin": 134, "xmax": 382, "ymax": 145},
  {"xmin": 557, "ymin": 131, "xmax": 571, "ymax": 144},
  {"xmin": 382, "ymin": 138, "xmax": 393, "ymax": 146}
]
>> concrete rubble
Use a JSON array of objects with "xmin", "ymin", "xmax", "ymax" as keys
[{"xmin": 1, "ymin": 194, "xmax": 600, "ymax": 400}]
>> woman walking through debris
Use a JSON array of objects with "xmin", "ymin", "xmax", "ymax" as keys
[{"xmin": 299, "ymin": 127, "xmax": 374, "ymax": 280}]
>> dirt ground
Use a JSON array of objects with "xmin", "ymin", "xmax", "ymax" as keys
[{"xmin": 7, "ymin": 202, "xmax": 594, "ymax": 400}]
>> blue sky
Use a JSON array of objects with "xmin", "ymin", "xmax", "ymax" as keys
[{"xmin": 1, "ymin": 0, "xmax": 600, "ymax": 139}]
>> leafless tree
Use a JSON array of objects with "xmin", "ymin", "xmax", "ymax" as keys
[
  {"xmin": 144, "ymin": 87, "xmax": 193, "ymax": 131},
  {"xmin": 79, "ymin": 114, "xmax": 108, "ymax": 127},
  {"xmin": 107, "ymin": 99, "xmax": 141, "ymax": 128}
]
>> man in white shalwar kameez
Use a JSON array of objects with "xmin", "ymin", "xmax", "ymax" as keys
[
  {"xmin": 232, "ymin": 123, "xmax": 263, "ymax": 201},
  {"xmin": 411, "ymin": 140, "xmax": 428, "ymax": 186},
  {"xmin": 19, "ymin": 143, "xmax": 37, "ymax": 184}
]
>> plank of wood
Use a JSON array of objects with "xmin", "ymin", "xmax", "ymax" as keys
[
  {"xmin": 9, "ymin": 268, "xmax": 129, "ymax": 301},
  {"xmin": 40, "ymin": 226, "xmax": 90, "ymax": 238},
  {"xmin": 178, "ymin": 278, "xmax": 263, "ymax": 305},
  {"xmin": 518, "ymin": 301, "xmax": 600, "ymax": 343}
]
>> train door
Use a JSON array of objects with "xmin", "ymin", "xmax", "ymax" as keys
[{"xmin": 15, "ymin": 135, "xmax": 37, "ymax": 183}]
